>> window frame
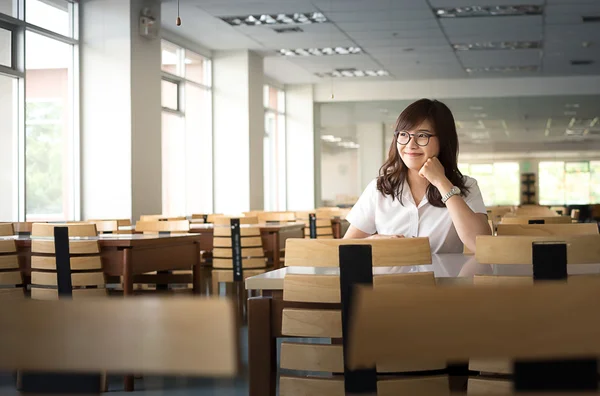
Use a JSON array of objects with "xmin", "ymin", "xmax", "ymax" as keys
[
  {"xmin": 263, "ymin": 84, "xmax": 287, "ymax": 211},
  {"xmin": 1, "ymin": 0, "xmax": 80, "ymax": 221}
]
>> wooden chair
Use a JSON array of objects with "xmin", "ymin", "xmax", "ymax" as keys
[
  {"xmin": 0, "ymin": 223, "xmax": 25, "ymax": 299},
  {"xmin": 513, "ymin": 204, "xmax": 557, "ymax": 217},
  {"xmin": 571, "ymin": 209, "xmax": 581, "ymax": 222},
  {"xmin": 257, "ymin": 211, "xmax": 296, "ymax": 224},
  {"xmin": 212, "ymin": 216, "xmax": 268, "ymax": 319},
  {"xmin": 280, "ymin": 238, "xmax": 450, "ymax": 395},
  {"xmin": 191, "ymin": 213, "xmax": 223, "ymax": 224},
  {"xmin": 471, "ymin": 234, "xmax": 600, "ymax": 391},
  {"xmin": 12, "ymin": 222, "xmax": 40, "ymax": 235},
  {"xmin": 87, "ymin": 219, "xmax": 131, "ymax": 234},
  {"xmin": 139, "ymin": 214, "xmax": 186, "ymax": 222},
  {"xmin": 550, "ymin": 206, "xmax": 568, "ymax": 216},
  {"xmin": 296, "ymin": 211, "xmax": 334, "ymax": 239},
  {"xmin": 1, "ymin": 298, "xmax": 238, "ymax": 394},
  {"xmin": 500, "ymin": 215, "xmax": 571, "ymax": 225},
  {"xmin": 132, "ymin": 220, "xmax": 193, "ymax": 291},
  {"xmin": 346, "ymin": 280, "xmax": 600, "ymax": 393},
  {"xmin": 496, "ymin": 223, "xmax": 598, "ymax": 236},
  {"xmin": 30, "ymin": 223, "xmax": 106, "ymax": 300}
]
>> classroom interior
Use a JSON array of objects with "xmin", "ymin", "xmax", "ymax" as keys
[{"xmin": 2, "ymin": 0, "xmax": 600, "ymax": 395}]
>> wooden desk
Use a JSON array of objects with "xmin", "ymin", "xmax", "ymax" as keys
[
  {"xmin": 190, "ymin": 222, "xmax": 305, "ymax": 269},
  {"xmin": 11, "ymin": 233, "xmax": 204, "ymax": 297},
  {"xmin": 331, "ymin": 217, "xmax": 349, "ymax": 239},
  {"xmin": 244, "ymin": 253, "xmax": 600, "ymax": 396}
]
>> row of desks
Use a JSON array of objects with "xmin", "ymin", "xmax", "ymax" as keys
[{"xmin": 243, "ymin": 253, "xmax": 600, "ymax": 396}]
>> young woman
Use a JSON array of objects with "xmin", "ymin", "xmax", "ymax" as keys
[{"xmin": 344, "ymin": 99, "xmax": 491, "ymax": 253}]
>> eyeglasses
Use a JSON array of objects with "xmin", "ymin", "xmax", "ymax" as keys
[{"xmin": 395, "ymin": 131, "xmax": 435, "ymax": 147}]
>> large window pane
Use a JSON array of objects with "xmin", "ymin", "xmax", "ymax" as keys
[
  {"xmin": 0, "ymin": 27, "xmax": 12, "ymax": 68},
  {"xmin": 162, "ymin": 112, "xmax": 186, "ymax": 216},
  {"xmin": 184, "ymin": 50, "xmax": 211, "ymax": 86},
  {"xmin": 539, "ymin": 162, "xmax": 565, "ymax": 205},
  {"xmin": 591, "ymin": 162, "xmax": 600, "ymax": 204},
  {"xmin": 0, "ymin": 75, "xmax": 18, "ymax": 220},
  {"xmin": 565, "ymin": 161, "xmax": 590, "ymax": 204},
  {"xmin": 185, "ymin": 83, "xmax": 213, "ymax": 213},
  {"xmin": 0, "ymin": 0, "xmax": 18, "ymax": 17},
  {"xmin": 492, "ymin": 162, "xmax": 520, "ymax": 205},
  {"xmin": 161, "ymin": 79, "xmax": 178, "ymax": 111},
  {"xmin": 264, "ymin": 85, "xmax": 286, "ymax": 211},
  {"xmin": 26, "ymin": 0, "xmax": 72, "ymax": 37},
  {"xmin": 25, "ymin": 30, "xmax": 74, "ymax": 221},
  {"xmin": 161, "ymin": 40, "xmax": 181, "ymax": 76}
]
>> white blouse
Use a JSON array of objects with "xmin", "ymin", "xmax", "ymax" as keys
[{"xmin": 346, "ymin": 176, "xmax": 487, "ymax": 253}]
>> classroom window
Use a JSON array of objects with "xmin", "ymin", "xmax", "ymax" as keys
[
  {"xmin": 264, "ymin": 85, "xmax": 286, "ymax": 211},
  {"xmin": 161, "ymin": 40, "xmax": 213, "ymax": 216},
  {"xmin": 459, "ymin": 162, "xmax": 520, "ymax": 206},
  {"xmin": 539, "ymin": 161, "xmax": 600, "ymax": 205}
]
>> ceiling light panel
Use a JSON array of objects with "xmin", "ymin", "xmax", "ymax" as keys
[
  {"xmin": 221, "ymin": 12, "xmax": 328, "ymax": 26},
  {"xmin": 316, "ymin": 68, "xmax": 390, "ymax": 78},
  {"xmin": 465, "ymin": 65, "xmax": 539, "ymax": 73},
  {"xmin": 278, "ymin": 47, "xmax": 362, "ymax": 57},
  {"xmin": 453, "ymin": 41, "xmax": 542, "ymax": 51},
  {"xmin": 434, "ymin": 5, "xmax": 543, "ymax": 18}
]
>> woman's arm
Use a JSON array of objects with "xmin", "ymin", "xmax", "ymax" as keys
[
  {"xmin": 343, "ymin": 225, "xmax": 371, "ymax": 239},
  {"xmin": 343, "ymin": 225, "xmax": 404, "ymax": 240},
  {"xmin": 419, "ymin": 158, "xmax": 492, "ymax": 253}
]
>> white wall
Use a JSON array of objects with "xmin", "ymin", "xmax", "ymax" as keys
[
  {"xmin": 0, "ymin": 76, "xmax": 17, "ymax": 221},
  {"xmin": 286, "ymin": 84, "xmax": 315, "ymax": 210},
  {"xmin": 213, "ymin": 50, "xmax": 264, "ymax": 214},
  {"xmin": 80, "ymin": 0, "xmax": 162, "ymax": 221},
  {"xmin": 357, "ymin": 122, "xmax": 385, "ymax": 190},
  {"xmin": 321, "ymin": 149, "xmax": 360, "ymax": 203}
]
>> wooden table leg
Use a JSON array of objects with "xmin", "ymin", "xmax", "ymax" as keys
[
  {"xmin": 193, "ymin": 242, "xmax": 201, "ymax": 295},
  {"xmin": 122, "ymin": 248, "xmax": 134, "ymax": 392},
  {"xmin": 271, "ymin": 232, "xmax": 281, "ymax": 269},
  {"xmin": 248, "ymin": 296, "xmax": 276, "ymax": 396}
]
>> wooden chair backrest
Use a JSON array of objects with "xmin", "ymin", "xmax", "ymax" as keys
[
  {"xmin": 295, "ymin": 211, "xmax": 334, "ymax": 239},
  {"xmin": 571, "ymin": 209, "xmax": 581, "ymax": 221},
  {"xmin": 30, "ymin": 223, "xmax": 104, "ymax": 300},
  {"xmin": 280, "ymin": 240, "xmax": 446, "ymax": 396},
  {"xmin": 257, "ymin": 211, "xmax": 296, "ymax": 223},
  {"xmin": 87, "ymin": 220, "xmax": 119, "ymax": 234},
  {"xmin": 135, "ymin": 220, "xmax": 190, "ymax": 234},
  {"xmin": 475, "ymin": 235, "xmax": 600, "ymax": 264},
  {"xmin": 500, "ymin": 216, "xmax": 571, "ymax": 225},
  {"xmin": 285, "ymin": 238, "xmax": 431, "ymax": 267},
  {"xmin": 496, "ymin": 223, "xmax": 598, "ymax": 236},
  {"xmin": 0, "ymin": 223, "xmax": 23, "ymax": 300},
  {"xmin": 514, "ymin": 205, "xmax": 557, "ymax": 217},
  {"xmin": 12, "ymin": 222, "xmax": 40, "ymax": 234},
  {"xmin": 139, "ymin": 215, "xmax": 186, "ymax": 222},
  {"xmin": 191, "ymin": 214, "xmax": 223, "ymax": 223},
  {"xmin": 346, "ymin": 280, "xmax": 600, "ymax": 393},
  {"xmin": 212, "ymin": 217, "xmax": 266, "ymax": 270},
  {"xmin": 0, "ymin": 298, "xmax": 238, "ymax": 376}
]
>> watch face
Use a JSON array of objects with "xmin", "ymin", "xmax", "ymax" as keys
[{"xmin": 452, "ymin": 186, "xmax": 461, "ymax": 195}]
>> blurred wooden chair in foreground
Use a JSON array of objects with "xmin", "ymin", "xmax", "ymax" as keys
[{"xmin": 1, "ymin": 298, "xmax": 238, "ymax": 394}]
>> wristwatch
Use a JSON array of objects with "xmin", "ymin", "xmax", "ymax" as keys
[{"xmin": 442, "ymin": 186, "xmax": 461, "ymax": 204}]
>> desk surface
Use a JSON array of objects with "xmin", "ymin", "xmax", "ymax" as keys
[
  {"xmin": 4, "ymin": 233, "xmax": 203, "ymax": 248},
  {"xmin": 190, "ymin": 222, "xmax": 306, "ymax": 232},
  {"xmin": 245, "ymin": 253, "xmax": 600, "ymax": 290}
]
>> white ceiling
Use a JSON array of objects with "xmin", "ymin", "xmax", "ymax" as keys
[
  {"xmin": 162, "ymin": 0, "xmax": 600, "ymax": 84},
  {"xmin": 318, "ymin": 95, "xmax": 600, "ymax": 147}
]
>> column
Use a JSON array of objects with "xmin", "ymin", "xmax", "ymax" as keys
[{"xmin": 80, "ymin": 0, "xmax": 162, "ymax": 221}]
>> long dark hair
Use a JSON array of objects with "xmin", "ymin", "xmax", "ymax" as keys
[{"xmin": 376, "ymin": 98, "xmax": 468, "ymax": 207}]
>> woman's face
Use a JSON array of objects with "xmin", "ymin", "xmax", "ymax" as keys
[{"xmin": 396, "ymin": 119, "xmax": 440, "ymax": 171}]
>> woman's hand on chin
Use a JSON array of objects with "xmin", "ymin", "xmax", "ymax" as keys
[{"xmin": 366, "ymin": 234, "xmax": 405, "ymax": 239}]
